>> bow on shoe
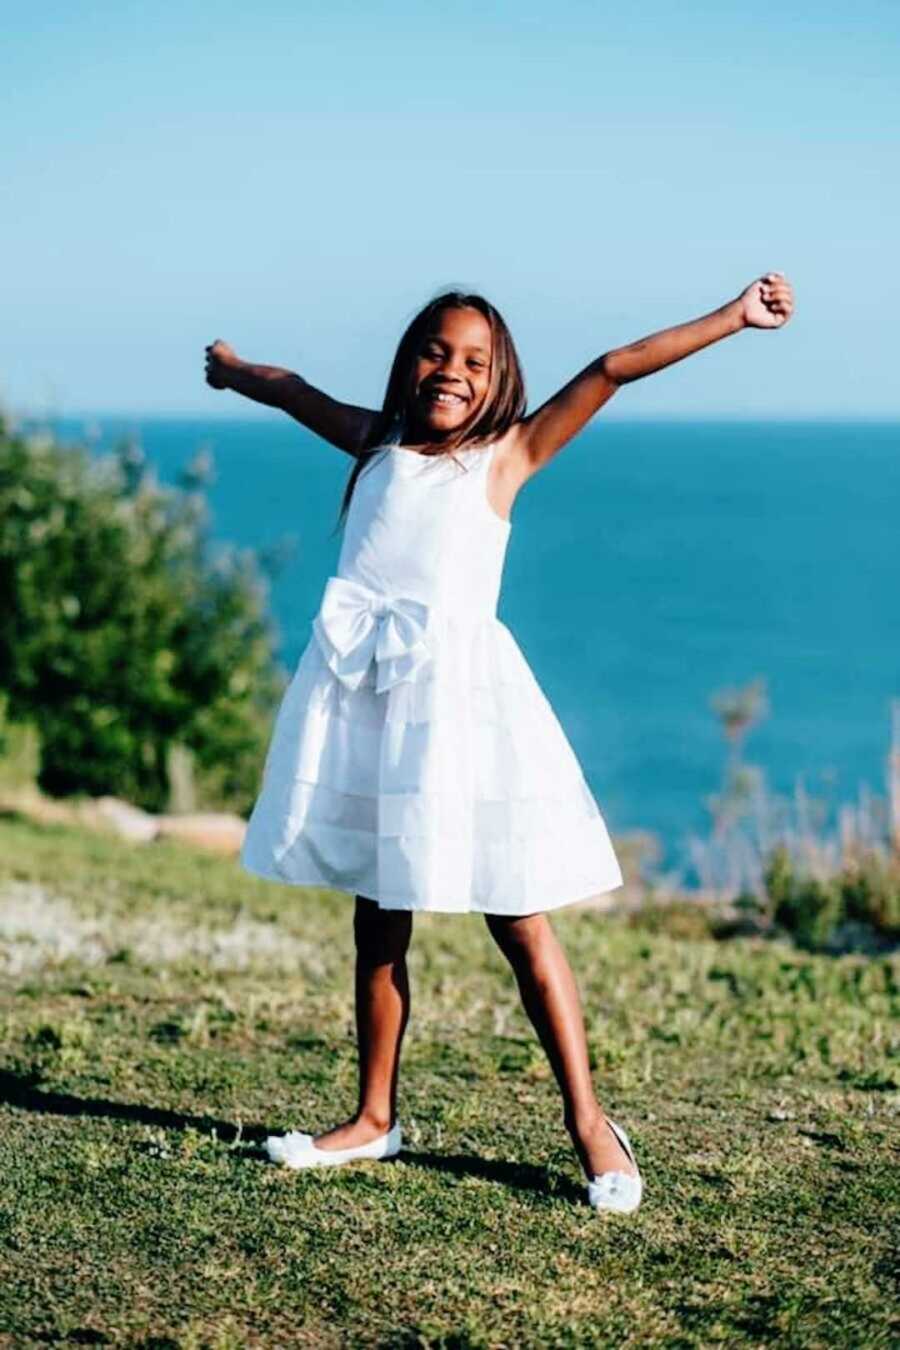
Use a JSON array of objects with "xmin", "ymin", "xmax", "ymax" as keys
[{"xmin": 312, "ymin": 575, "xmax": 433, "ymax": 694}]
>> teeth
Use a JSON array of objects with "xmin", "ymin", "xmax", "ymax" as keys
[{"xmin": 430, "ymin": 391, "xmax": 464, "ymax": 404}]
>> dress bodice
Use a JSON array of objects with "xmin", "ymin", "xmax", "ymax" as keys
[{"xmin": 335, "ymin": 443, "xmax": 511, "ymax": 620}]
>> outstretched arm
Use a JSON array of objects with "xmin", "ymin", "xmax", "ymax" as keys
[
  {"xmin": 204, "ymin": 340, "xmax": 378, "ymax": 457},
  {"xmin": 512, "ymin": 273, "xmax": 795, "ymax": 472}
]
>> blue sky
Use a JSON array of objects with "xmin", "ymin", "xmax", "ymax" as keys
[{"xmin": 3, "ymin": 2, "xmax": 898, "ymax": 419}]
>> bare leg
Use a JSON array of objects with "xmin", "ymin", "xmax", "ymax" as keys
[
  {"xmin": 313, "ymin": 894, "xmax": 412, "ymax": 1149},
  {"xmin": 485, "ymin": 911, "xmax": 638, "ymax": 1181}
]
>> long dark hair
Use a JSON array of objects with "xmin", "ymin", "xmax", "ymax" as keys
[{"xmin": 332, "ymin": 290, "xmax": 526, "ymax": 535}]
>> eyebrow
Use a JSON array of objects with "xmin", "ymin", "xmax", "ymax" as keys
[{"xmin": 426, "ymin": 337, "xmax": 490, "ymax": 355}]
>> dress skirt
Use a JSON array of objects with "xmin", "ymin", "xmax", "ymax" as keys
[{"xmin": 240, "ymin": 604, "xmax": 625, "ymax": 915}]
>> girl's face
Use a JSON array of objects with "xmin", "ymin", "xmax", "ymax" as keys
[{"xmin": 409, "ymin": 306, "xmax": 493, "ymax": 436}]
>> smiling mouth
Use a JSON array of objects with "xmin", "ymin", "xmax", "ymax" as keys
[{"xmin": 423, "ymin": 388, "xmax": 468, "ymax": 408}]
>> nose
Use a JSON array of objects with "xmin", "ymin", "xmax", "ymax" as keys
[
  {"xmin": 434, "ymin": 362, "xmax": 467, "ymax": 388},
  {"xmin": 434, "ymin": 350, "xmax": 468, "ymax": 379}
]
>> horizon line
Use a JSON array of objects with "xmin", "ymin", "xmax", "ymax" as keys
[{"xmin": 8, "ymin": 409, "xmax": 900, "ymax": 427}]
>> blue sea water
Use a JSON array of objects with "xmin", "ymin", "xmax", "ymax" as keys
[{"xmin": 39, "ymin": 414, "xmax": 900, "ymax": 880}]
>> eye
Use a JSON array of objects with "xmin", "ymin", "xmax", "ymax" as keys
[{"xmin": 468, "ymin": 360, "xmax": 486, "ymax": 369}]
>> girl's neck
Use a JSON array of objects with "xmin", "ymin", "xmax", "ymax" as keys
[
  {"xmin": 398, "ymin": 417, "xmax": 452, "ymax": 454},
  {"xmin": 396, "ymin": 417, "xmax": 488, "ymax": 458}
]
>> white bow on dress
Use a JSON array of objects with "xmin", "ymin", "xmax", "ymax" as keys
[{"xmin": 312, "ymin": 575, "xmax": 433, "ymax": 693}]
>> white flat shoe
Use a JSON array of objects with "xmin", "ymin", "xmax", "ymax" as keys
[
  {"xmin": 265, "ymin": 1122, "xmax": 403, "ymax": 1170},
  {"xmin": 586, "ymin": 1117, "xmax": 643, "ymax": 1215}
]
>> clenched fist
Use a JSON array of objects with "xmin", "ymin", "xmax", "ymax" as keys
[
  {"xmin": 739, "ymin": 273, "xmax": 795, "ymax": 330},
  {"xmin": 205, "ymin": 339, "xmax": 241, "ymax": 390}
]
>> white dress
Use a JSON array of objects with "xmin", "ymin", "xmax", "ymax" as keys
[{"xmin": 239, "ymin": 437, "xmax": 624, "ymax": 914}]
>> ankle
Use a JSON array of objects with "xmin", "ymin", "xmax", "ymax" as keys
[
  {"xmin": 355, "ymin": 1107, "xmax": 394, "ymax": 1133},
  {"xmin": 563, "ymin": 1104, "xmax": 604, "ymax": 1138}
]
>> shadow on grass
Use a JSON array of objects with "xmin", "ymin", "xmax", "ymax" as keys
[
  {"xmin": 0, "ymin": 1069, "xmax": 578, "ymax": 1200},
  {"xmin": 0, "ymin": 1068, "xmax": 260, "ymax": 1142},
  {"xmin": 398, "ymin": 1148, "xmax": 583, "ymax": 1203}
]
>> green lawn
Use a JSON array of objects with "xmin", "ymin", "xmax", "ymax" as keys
[{"xmin": 1, "ymin": 814, "xmax": 897, "ymax": 1348}]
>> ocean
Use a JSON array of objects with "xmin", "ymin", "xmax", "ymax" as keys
[{"xmin": 39, "ymin": 414, "xmax": 900, "ymax": 882}]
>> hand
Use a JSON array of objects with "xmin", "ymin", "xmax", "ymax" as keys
[
  {"xmin": 205, "ymin": 338, "xmax": 241, "ymax": 390},
  {"xmin": 738, "ymin": 273, "xmax": 795, "ymax": 330}
]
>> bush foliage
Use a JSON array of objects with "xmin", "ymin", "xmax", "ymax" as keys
[
  {"xmin": 764, "ymin": 842, "xmax": 900, "ymax": 951},
  {"xmin": 0, "ymin": 413, "xmax": 286, "ymax": 814}
]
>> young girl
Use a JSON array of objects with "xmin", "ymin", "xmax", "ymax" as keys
[{"xmin": 204, "ymin": 272, "xmax": 794, "ymax": 1214}]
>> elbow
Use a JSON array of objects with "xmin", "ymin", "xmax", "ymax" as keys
[{"xmin": 598, "ymin": 353, "xmax": 626, "ymax": 388}]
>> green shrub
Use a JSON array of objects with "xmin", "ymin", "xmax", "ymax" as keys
[
  {"xmin": 0, "ymin": 413, "xmax": 286, "ymax": 814},
  {"xmin": 764, "ymin": 845, "xmax": 843, "ymax": 949},
  {"xmin": 763, "ymin": 842, "xmax": 900, "ymax": 950},
  {"xmin": 841, "ymin": 848, "xmax": 900, "ymax": 937}
]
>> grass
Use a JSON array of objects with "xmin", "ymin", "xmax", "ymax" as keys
[{"xmin": 0, "ymin": 813, "xmax": 898, "ymax": 1348}]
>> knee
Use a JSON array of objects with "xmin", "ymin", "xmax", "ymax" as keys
[
  {"xmin": 485, "ymin": 912, "xmax": 551, "ymax": 966},
  {"xmin": 354, "ymin": 894, "xmax": 412, "ymax": 963}
]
